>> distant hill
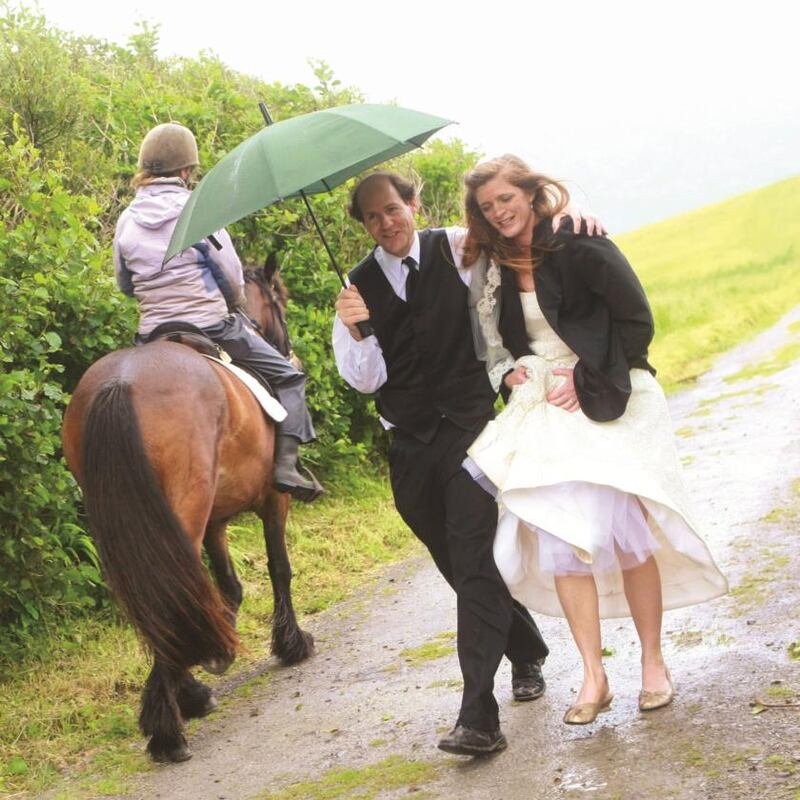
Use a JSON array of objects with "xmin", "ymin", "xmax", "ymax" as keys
[{"xmin": 616, "ymin": 176, "xmax": 800, "ymax": 390}]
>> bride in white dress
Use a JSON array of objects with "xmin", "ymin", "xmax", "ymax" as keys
[{"xmin": 460, "ymin": 155, "xmax": 727, "ymax": 725}]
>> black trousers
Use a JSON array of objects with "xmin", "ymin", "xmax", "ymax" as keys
[{"xmin": 389, "ymin": 419, "xmax": 549, "ymax": 730}]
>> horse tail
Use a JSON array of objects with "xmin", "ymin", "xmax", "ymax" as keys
[{"xmin": 80, "ymin": 379, "xmax": 238, "ymax": 670}]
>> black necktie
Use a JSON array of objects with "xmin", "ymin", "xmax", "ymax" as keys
[{"xmin": 403, "ymin": 256, "xmax": 418, "ymax": 303}]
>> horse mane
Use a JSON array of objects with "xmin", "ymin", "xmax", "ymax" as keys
[{"xmin": 243, "ymin": 256, "xmax": 289, "ymax": 312}]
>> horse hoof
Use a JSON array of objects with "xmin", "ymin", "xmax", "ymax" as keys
[
  {"xmin": 200, "ymin": 695, "xmax": 219, "ymax": 717},
  {"xmin": 201, "ymin": 655, "xmax": 234, "ymax": 675},
  {"xmin": 148, "ymin": 737, "xmax": 193, "ymax": 764},
  {"xmin": 178, "ymin": 692, "xmax": 218, "ymax": 720},
  {"xmin": 170, "ymin": 743, "xmax": 193, "ymax": 763},
  {"xmin": 274, "ymin": 629, "xmax": 315, "ymax": 665}
]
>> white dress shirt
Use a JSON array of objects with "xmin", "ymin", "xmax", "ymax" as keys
[{"xmin": 332, "ymin": 227, "xmax": 472, "ymax": 397}]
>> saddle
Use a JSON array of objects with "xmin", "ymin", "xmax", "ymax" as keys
[
  {"xmin": 145, "ymin": 322, "xmax": 276, "ymax": 398},
  {"xmin": 146, "ymin": 321, "xmax": 221, "ymax": 358}
]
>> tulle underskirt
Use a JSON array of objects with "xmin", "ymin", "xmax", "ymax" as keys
[{"xmin": 531, "ymin": 481, "xmax": 659, "ymax": 575}]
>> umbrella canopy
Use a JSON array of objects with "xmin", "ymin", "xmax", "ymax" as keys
[{"xmin": 164, "ymin": 103, "xmax": 454, "ymax": 264}]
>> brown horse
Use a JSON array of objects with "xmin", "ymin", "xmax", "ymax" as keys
[{"xmin": 61, "ymin": 257, "xmax": 314, "ymax": 763}]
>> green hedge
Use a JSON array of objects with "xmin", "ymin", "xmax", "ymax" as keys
[{"xmin": 0, "ymin": 132, "xmax": 135, "ymax": 640}]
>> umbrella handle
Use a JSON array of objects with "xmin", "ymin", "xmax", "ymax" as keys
[
  {"xmin": 356, "ymin": 320, "xmax": 374, "ymax": 339},
  {"xmin": 342, "ymin": 275, "xmax": 374, "ymax": 339}
]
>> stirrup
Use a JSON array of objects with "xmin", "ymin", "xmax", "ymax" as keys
[{"xmin": 273, "ymin": 465, "xmax": 324, "ymax": 503}]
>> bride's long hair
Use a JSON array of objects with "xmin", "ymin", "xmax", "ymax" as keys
[{"xmin": 463, "ymin": 154, "xmax": 569, "ymax": 272}]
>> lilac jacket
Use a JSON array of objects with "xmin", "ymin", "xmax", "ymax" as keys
[{"xmin": 113, "ymin": 178, "xmax": 246, "ymax": 336}]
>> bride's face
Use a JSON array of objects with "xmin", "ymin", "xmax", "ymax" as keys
[{"xmin": 475, "ymin": 176, "xmax": 536, "ymax": 246}]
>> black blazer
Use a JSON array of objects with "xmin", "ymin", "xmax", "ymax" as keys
[{"xmin": 497, "ymin": 220, "xmax": 655, "ymax": 422}]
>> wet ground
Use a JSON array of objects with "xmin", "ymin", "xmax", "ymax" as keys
[{"xmin": 111, "ymin": 308, "xmax": 800, "ymax": 800}]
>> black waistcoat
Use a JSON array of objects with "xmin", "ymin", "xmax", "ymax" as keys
[{"xmin": 349, "ymin": 229, "xmax": 496, "ymax": 442}]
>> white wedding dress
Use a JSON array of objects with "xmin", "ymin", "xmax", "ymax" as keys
[{"xmin": 466, "ymin": 292, "xmax": 728, "ymax": 618}]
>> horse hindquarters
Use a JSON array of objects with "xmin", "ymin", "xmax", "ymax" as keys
[{"xmin": 78, "ymin": 378, "xmax": 238, "ymax": 759}]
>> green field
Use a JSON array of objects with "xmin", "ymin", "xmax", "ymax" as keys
[
  {"xmin": 618, "ymin": 175, "xmax": 800, "ymax": 390},
  {"xmin": 2, "ymin": 176, "xmax": 799, "ymax": 798}
]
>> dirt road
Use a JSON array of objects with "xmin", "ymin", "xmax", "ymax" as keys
[{"xmin": 116, "ymin": 307, "xmax": 800, "ymax": 800}]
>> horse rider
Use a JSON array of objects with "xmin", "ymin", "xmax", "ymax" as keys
[{"xmin": 113, "ymin": 122, "xmax": 323, "ymax": 502}]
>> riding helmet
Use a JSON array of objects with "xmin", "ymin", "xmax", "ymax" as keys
[{"xmin": 138, "ymin": 123, "xmax": 200, "ymax": 174}]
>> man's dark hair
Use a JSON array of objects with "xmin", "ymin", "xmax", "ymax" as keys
[{"xmin": 348, "ymin": 171, "xmax": 419, "ymax": 222}]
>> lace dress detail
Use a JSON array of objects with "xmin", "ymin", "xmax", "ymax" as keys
[
  {"xmin": 466, "ymin": 292, "xmax": 727, "ymax": 618},
  {"xmin": 475, "ymin": 259, "xmax": 515, "ymax": 391}
]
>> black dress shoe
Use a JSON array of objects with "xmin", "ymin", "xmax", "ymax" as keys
[
  {"xmin": 437, "ymin": 724, "xmax": 508, "ymax": 756},
  {"xmin": 512, "ymin": 660, "xmax": 546, "ymax": 701}
]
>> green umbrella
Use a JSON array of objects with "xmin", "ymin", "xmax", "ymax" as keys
[{"xmin": 164, "ymin": 103, "xmax": 455, "ymax": 276}]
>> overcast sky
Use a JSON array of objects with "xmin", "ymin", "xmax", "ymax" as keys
[{"xmin": 26, "ymin": 0, "xmax": 800, "ymax": 232}]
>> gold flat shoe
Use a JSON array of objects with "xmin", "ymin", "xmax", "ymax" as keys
[
  {"xmin": 639, "ymin": 668, "xmax": 675, "ymax": 711},
  {"xmin": 563, "ymin": 691, "xmax": 614, "ymax": 725}
]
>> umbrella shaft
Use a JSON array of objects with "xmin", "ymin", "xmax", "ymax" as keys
[
  {"xmin": 298, "ymin": 192, "xmax": 373, "ymax": 337},
  {"xmin": 300, "ymin": 191, "xmax": 347, "ymax": 288}
]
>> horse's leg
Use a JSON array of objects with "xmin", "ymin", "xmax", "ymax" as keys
[
  {"xmin": 140, "ymin": 658, "xmax": 191, "ymax": 763},
  {"xmin": 204, "ymin": 519, "xmax": 243, "ymax": 624},
  {"xmin": 176, "ymin": 671, "xmax": 217, "ymax": 720},
  {"xmin": 260, "ymin": 490, "xmax": 315, "ymax": 664}
]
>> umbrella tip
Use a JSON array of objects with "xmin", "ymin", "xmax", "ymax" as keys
[{"xmin": 259, "ymin": 102, "xmax": 274, "ymax": 125}]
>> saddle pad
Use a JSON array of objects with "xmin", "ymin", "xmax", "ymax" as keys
[{"xmin": 203, "ymin": 355, "xmax": 288, "ymax": 423}]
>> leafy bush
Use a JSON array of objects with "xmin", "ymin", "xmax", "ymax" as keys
[{"xmin": 0, "ymin": 130, "xmax": 136, "ymax": 647}]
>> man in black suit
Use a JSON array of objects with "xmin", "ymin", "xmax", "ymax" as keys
[{"xmin": 332, "ymin": 171, "xmax": 552, "ymax": 755}]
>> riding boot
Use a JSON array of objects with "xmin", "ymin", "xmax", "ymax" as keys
[{"xmin": 272, "ymin": 435, "xmax": 324, "ymax": 503}]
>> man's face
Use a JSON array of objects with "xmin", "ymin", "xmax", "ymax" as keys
[{"xmin": 357, "ymin": 178, "xmax": 418, "ymax": 258}]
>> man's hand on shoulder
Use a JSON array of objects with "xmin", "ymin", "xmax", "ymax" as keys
[
  {"xmin": 552, "ymin": 205, "xmax": 607, "ymax": 237},
  {"xmin": 335, "ymin": 285, "xmax": 371, "ymax": 341}
]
